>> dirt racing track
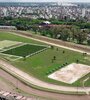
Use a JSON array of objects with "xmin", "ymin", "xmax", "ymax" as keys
[
  {"xmin": 0, "ymin": 59, "xmax": 90, "ymax": 99},
  {"xmin": 0, "ymin": 69, "xmax": 89, "ymax": 100},
  {"xmin": 0, "ymin": 30, "xmax": 90, "ymax": 100}
]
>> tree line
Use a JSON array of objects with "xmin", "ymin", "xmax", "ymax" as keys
[
  {"xmin": 33, "ymin": 25, "xmax": 90, "ymax": 45},
  {"xmin": 0, "ymin": 17, "xmax": 90, "ymax": 45}
]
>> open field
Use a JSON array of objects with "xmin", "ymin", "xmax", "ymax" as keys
[{"xmin": 0, "ymin": 31, "xmax": 90, "ymax": 87}]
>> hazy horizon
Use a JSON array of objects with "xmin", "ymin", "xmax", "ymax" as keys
[{"xmin": 0, "ymin": 0, "xmax": 90, "ymax": 3}]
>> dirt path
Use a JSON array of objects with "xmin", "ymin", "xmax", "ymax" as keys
[{"xmin": 0, "ymin": 68, "xmax": 90, "ymax": 100}]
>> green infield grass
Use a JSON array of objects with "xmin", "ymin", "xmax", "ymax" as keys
[{"xmin": 0, "ymin": 31, "xmax": 90, "ymax": 87}]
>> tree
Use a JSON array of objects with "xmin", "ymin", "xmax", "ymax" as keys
[
  {"xmin": 23, "ymin": 55, "xmax": 26, "ymax": 61},
  {"xmin": 51, "ymin": 45, "xmax": 54, "ymax": 49},
  {"xmin": 75, "ymin": 29, "xmax": 87, "ymax": 44},
  {"xmin": 60, "ymin": 28, "xmax": 70, "ymax": 41},
  {"xmin": 32, "ymin": 25, "xmax": 39, "ymax": 34},
  {"xmin": 62, "ymin": 50, "xmax": 65, "ymax": 54},
  {"xmin": 87, "ymin": 39, "xmax": 90, "ymax": 45},
  {"xmin": 76, "ymin": 59, "xmax": 79, "ymax": 63},
  {"xmin": 70, "ymin": 26, "xmax": 80, "ymax": 41},
  {"xmin": 53, "ymin": 56, "xmax": 56, "ymax": 60},
  {"xmin": 49, "ymin": 26, "xmax": 62, "ymax": 38}
]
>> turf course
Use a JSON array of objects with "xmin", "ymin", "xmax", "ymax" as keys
[
  {"xmin": 2, "ymin": 44, "xmax": 47, "ymax": 57},
  {"xmin": 0, "ymin": 31, "xmax": 90, "ymax": 87}
]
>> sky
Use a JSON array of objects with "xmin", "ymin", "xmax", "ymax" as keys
[{"xmin": 0, "ymin": 0, "xmax": 90, "ymax": 2}]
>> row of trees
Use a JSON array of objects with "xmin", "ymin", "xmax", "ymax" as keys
[
  {"xmin": 0, "ymin": 17, "xmax": 43, "ymax": 30},
  {"xmin": 0, "ymin": 17, "xmax": 90, "ymax": 45},
  {"xmin": 51, "ymin": 19, "xmax": 90, "ymax": 29},
  {"xmin": 35, "ymin": 25, "xmax": 90, "ymax": 45},
  {"xmin": 1, "ymin": 17, "xmax": 90, "ymax": 29}
]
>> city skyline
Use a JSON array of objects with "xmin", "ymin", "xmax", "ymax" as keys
[{"xmin": 0, "ymin": 0, "xmax": 90, "ymax": 3}]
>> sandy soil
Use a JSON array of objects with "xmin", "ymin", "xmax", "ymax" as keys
[{"xmin": 48, "ymin": 63, "xmax": 90, "ymax": 84}]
